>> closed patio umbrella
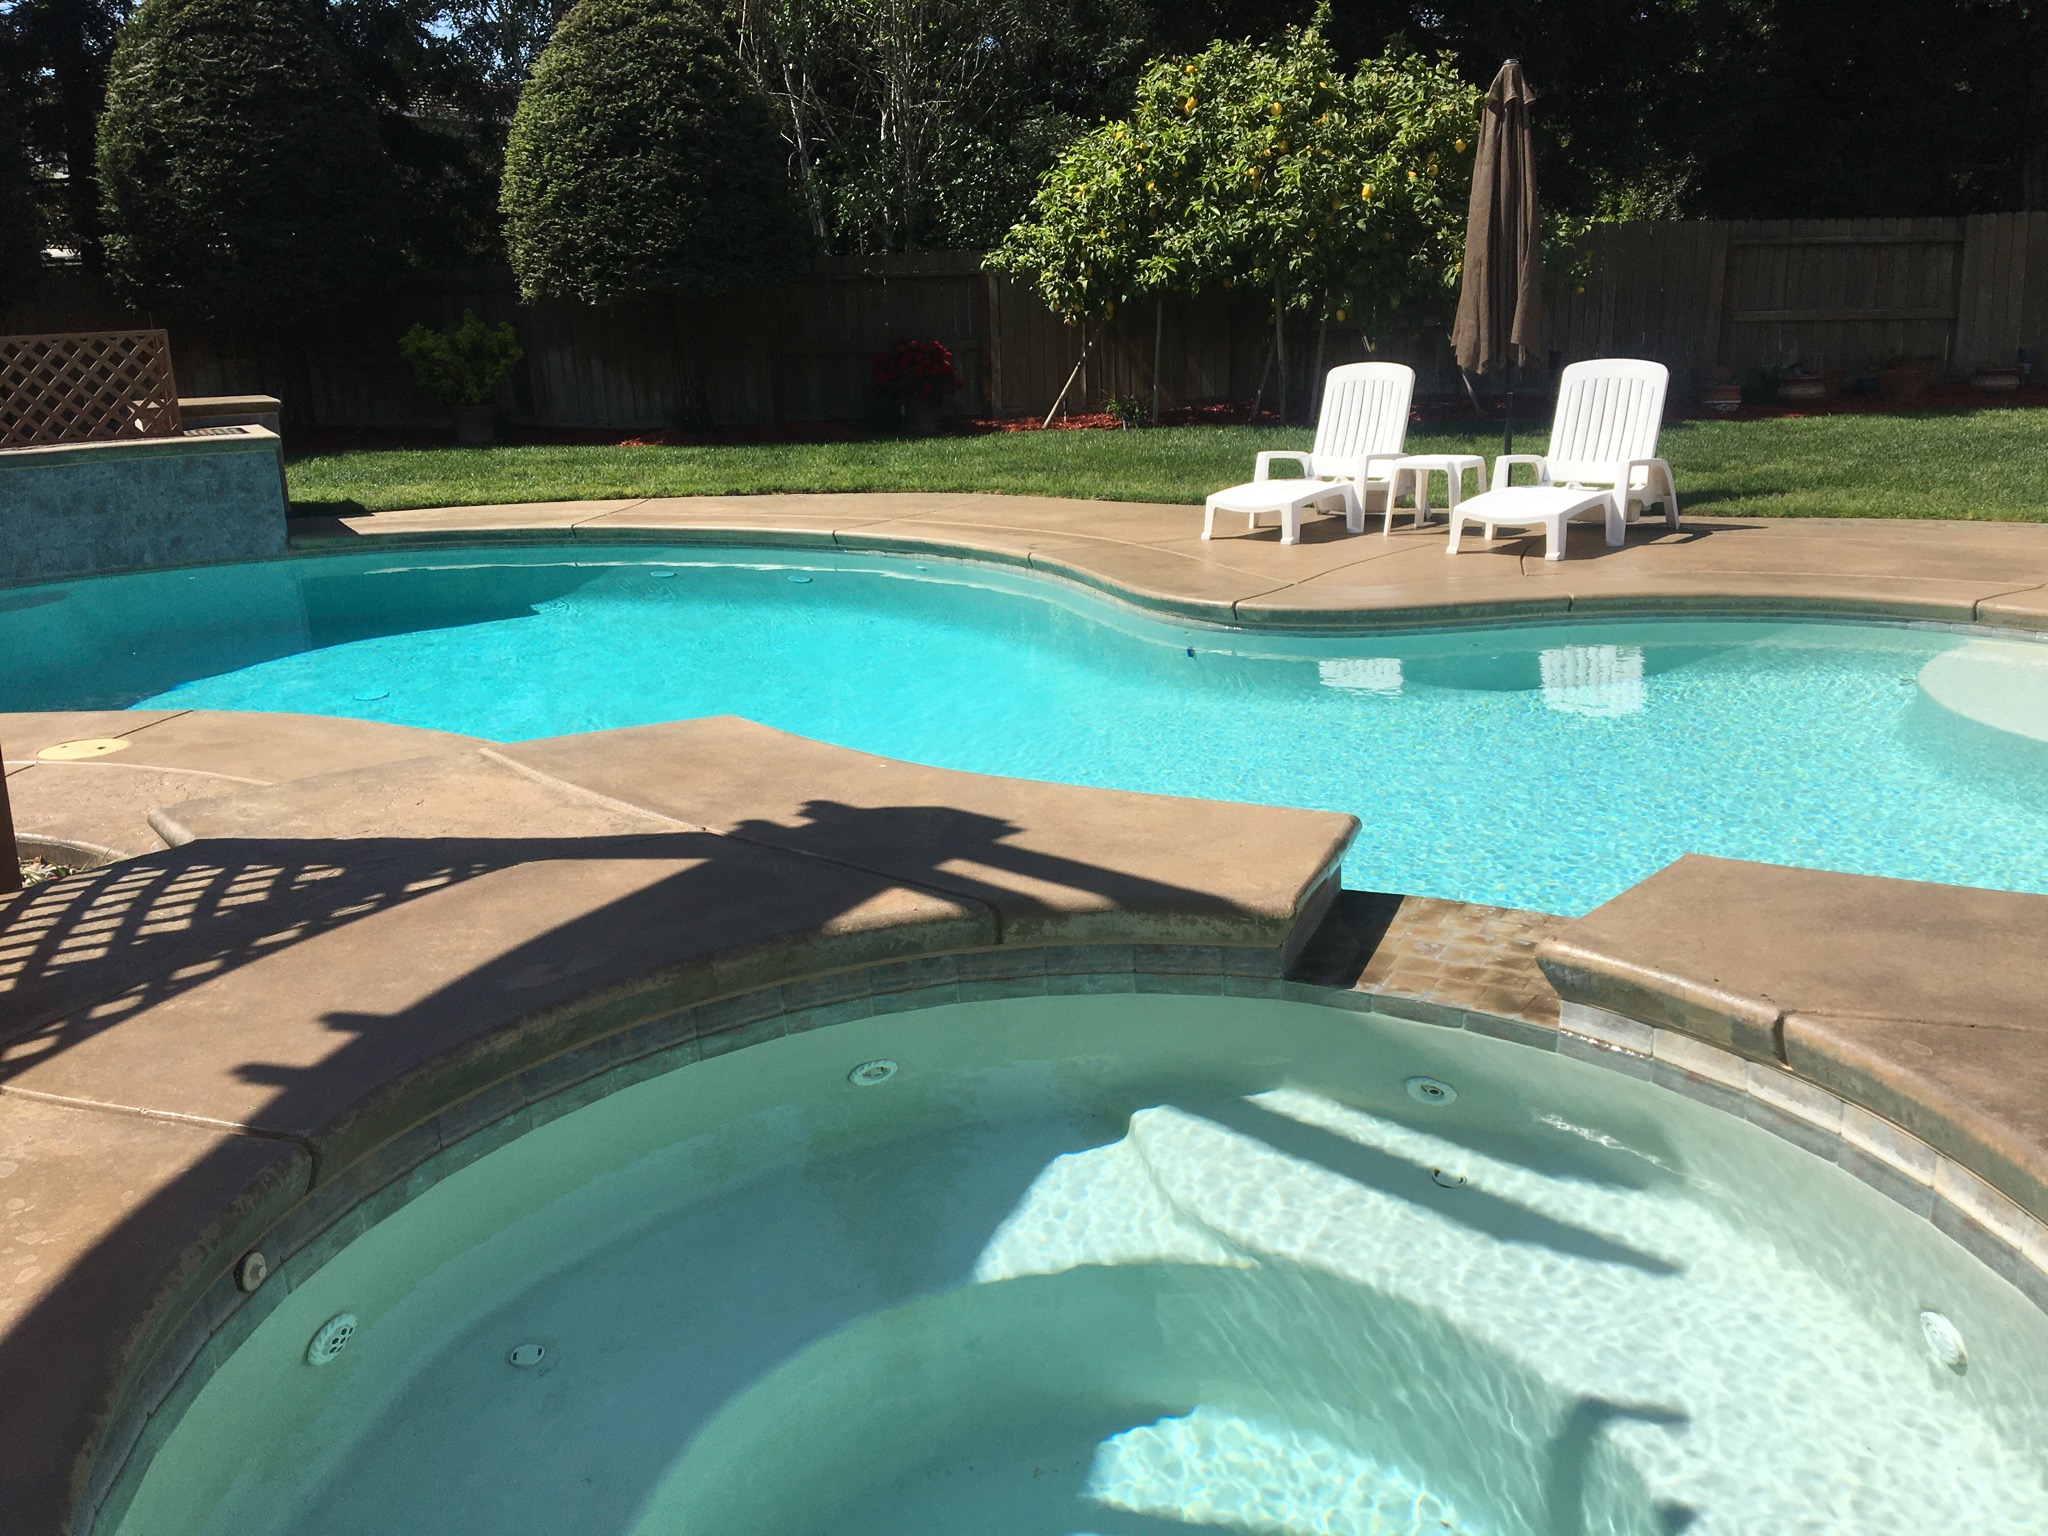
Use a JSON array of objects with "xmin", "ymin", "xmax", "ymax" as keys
[{"xmin": 1452, "ymin": 59, "xmax": 1542, "ymax": 453}]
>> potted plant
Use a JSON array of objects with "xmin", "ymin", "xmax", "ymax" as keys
[
  {"xmin": 399, "ymin": 311, "xmax": 524, "ymax": 444},
  {"xmin": 1875, "ymin": 353, "xmax": 1935, "ymax": 405},
  {"xmin": 871, "ymin": 338, "xmax": 961, "ymax": 435}
]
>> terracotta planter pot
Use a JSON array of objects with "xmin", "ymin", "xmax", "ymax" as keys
[
  {"xmin": 452, "ymin": 403, "xmax": 498, "ymax": 445},
  {"xmin": 1876, "ymin": 362, "xmax": 1933, "ymax": 405},
  {"xmin": 904, "ymin": 397, "xmax": 941, "ymax": 437}
]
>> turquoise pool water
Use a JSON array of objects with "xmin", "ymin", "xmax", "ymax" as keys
[
  {"xmin": 6, "ymin": 544, "xmax": 2048, "ymax": 915},
  {"xmin": 116, "ymin": 995, "xmax": 2048, "ymax": 1535}
]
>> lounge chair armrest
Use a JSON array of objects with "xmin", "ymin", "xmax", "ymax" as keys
[
  {"xmin": 1255, "ymin": 450, "xmax": 1315, "ymax": 482},
  {"xmin": 1491, "ymin": 454, "xmax": 1549, "ymax": 492},
  {"xmin": 1357, "ymin": 454, "xmax": 1404, "ymax": 482}
]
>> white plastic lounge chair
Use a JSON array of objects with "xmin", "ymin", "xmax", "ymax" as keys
[
  {"xmin": 1446, "ymin": 358, "xmax": 1680, "ymax": 560},
  {"xmin": 1203, "ymin": 362, "xmax": 1415, "ymax": 545}
]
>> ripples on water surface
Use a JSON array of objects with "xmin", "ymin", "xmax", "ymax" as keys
[
  {"xmin": 7, "ymin": 544, "xmax": 2048, "ymax": 914},
  {"xmin": 116, "ymin": 998, "xmax": 2048, "ymax": 1536}
]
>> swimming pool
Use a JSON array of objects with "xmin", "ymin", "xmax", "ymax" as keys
[
  {"xmin": 114, "ymin": 993, "xmax": 2048, "ymax": 1535},
  {"xmin": 6, "ymin": 544, "xmax": 2048, "ymax": 915}
]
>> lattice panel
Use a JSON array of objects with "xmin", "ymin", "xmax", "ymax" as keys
[{"xmin": 0, "ymin": 331, "xmax": 182, "ymax": 448}]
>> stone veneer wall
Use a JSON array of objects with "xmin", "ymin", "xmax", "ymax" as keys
[
  {"xmin": 78, "ymin": 939, "xmax": 2048, "ymax": 1536},
  {"xmin": 0, "ymin": 427, "xmax": 286, "ymax": 586}
]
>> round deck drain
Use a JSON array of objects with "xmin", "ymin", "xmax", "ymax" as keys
[
  {"xmin": 848, "ymin": 1059, "xmax": 898, "ymax": 1086},
  {"xmin": 1405, "ymin": 1076, "xmax": 1457, "ymax": 1105},
  {"xmin": 1920, "ymin": 1310, "xmax": 1968, "ymax": 1371},
  {"xmin": 37, "ymin": 737, "xmax": 130, "ymax": 761},
  {"xmin": 788, "ymin": 574, "xmax": 813, "ymax": 584},
  {"xmin": 306, "ymin": 1313, "xmax": 358, "ymax": 1366},
  {"xmin": 507, "ymin": 1343, "xmax": 547, "ymax": 1368}
]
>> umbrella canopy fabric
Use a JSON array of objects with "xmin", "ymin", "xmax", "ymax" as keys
[{"xmin": 1452, "ymin": 60, "xmax": 1541, "ymax": 379}]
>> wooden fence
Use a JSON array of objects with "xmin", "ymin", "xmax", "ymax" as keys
[{"xmin": 5, "ymin": 213, "xmax": 2045, "ymax": 433}]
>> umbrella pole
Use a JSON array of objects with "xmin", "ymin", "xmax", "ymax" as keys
[{"xmin": 1503, "ymin": 360, "xmax": 1516, "ymax": 455}]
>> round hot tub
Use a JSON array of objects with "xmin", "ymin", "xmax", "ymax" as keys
[{"xmin": 113, "ymin": 993, "xmax": 2048, "ymax": 1536}]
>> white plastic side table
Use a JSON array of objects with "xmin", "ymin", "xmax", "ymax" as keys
[{"xmin": 1383, "ymin": 454, "xmax": 1487, "ymax": 534}]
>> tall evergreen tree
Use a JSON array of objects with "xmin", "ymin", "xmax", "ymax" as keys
[
  {"xmin": 501, "ymin": 0, "xmax": 800, "ymax": 302},
  {"xmin": 96, "ymin": 0, "xmax": 402, "ymax": 315}
]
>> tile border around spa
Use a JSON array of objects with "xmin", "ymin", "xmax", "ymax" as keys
[{"xmin": 79, "ymin": 944, "xmax": 2048, "ymax": 1536}]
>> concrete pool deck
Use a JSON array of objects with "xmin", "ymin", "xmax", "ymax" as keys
[
  {"xmin": 293, "ymin": 492, "xmax": 2048, "ymax": 631},
  {"xmin": 6, "ymin": 495, "xmax": 2048, "ymax": 1531}
]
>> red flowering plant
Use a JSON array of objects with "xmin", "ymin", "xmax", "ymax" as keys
[{"xmin": 871, "ymin": 338, "xmax": 962, "ymax": 403}]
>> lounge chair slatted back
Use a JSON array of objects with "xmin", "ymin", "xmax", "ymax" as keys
[
  {"xmin": 1453, "ymin": 357, "xmax": 1680, "ymax": 560},
  {"xmin": 1309, "ymin": 363, "xmax": 1415, "ymax": 478},
  {"xmin": 1544, "ymin": 360, "xmax": 1669, "ymax": 484}
]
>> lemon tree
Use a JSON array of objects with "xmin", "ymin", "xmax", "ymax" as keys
[{"xmin": 991, "ymin": 10, "xmax": 1478, "ymax": 334}]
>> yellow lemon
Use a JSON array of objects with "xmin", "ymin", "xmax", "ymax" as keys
[
  {"xmin": 1360, "ymin": 183, "xmax": 1372, "ymax": 200},
  {"xmin": 1455, "ymin": 138, "xmax": 1467, "ymax": 153},
  {"xmin": 1184, "ymin": 95, "xmax": 1197, "ymax": 113}
]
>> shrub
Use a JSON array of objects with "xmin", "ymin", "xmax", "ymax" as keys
[
  {"xmin": 870, "ymin": 338, "xmax": 961, "ymax": 403},
  {"xmin": 500, "ymin": 0, "xmax": 801, "ymax": 303},
  {"xmin": 399, "ymin": 311, "xmax": 524, "ymax": 407},
  {"xmin": 96, "ymin": 0, "xmax": 401, "ymax": 317}
]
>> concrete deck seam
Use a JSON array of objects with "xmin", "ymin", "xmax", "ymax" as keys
[
  {"xmin": 18, "ymin": 761, "xmax": 269, "ymax": 788},
  {"xmin": 685, "ymin": 821, "xmax": 1013, "ymax": 940},
  {"xmin": 472, "ymin": 746, "xmax": 705, "ymax": 830},
  {"xmin": 1976, "ymin": 580, "xmax": 2048, "ymax": 617},
  {"xmin": 473, "ymin": 745, "xmax": 1014, "ymax": 936},
  {"xmin": 564, "ymin": 498, "xmax": 654, "ymax": 525},
  {"xmin": 0, "ymin": 1082, "xmax": 322, "ymax": 1162}
]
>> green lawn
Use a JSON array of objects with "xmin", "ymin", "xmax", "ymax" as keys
[{"xmin": 288, "ymin": 409, "xmax": 2048, "ymax": 520}]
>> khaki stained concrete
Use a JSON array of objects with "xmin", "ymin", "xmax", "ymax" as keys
[
  {"xmin": 291, "ymin": 494, "xmax": 2048, "ymax": 632},
  {"xmin": 1536, "ymin": 854, "xmax": 2048, "ymax": 1224},
  {"xmin": 0, "ymin": 716, "xmax": 1357, "ymax": 1535},
  {"xmin": 0, "ymin": 1097, "xmax": 308, "ymax": 1534},
  {"xmin": 1, "ymin": 711, "xmax": 479, "ymax": 863}
]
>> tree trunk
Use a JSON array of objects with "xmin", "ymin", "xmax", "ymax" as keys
[
  {"xmin": 1309, "ymin": 310, "xmax": 1329, "ymax": 423},
  {"xmin": 1044, "ymin": 325, "xmax": 1098, "ymax": 427},
  {"xmin": 1273, "ymin": 280, "xmax": 1287, "ymax": 424},
  {"xmin": 1151, "ymin": 298, "xmax": 1164, "ymax": 428},
  {"xmin": 1246, "ymin": 338, "xmax": 1275, "ymax": 423}
]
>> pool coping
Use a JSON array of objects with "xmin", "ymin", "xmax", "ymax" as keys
[{"xmin": 283, "ymin": 492, "xmax": 2048, "ymax": 635}]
